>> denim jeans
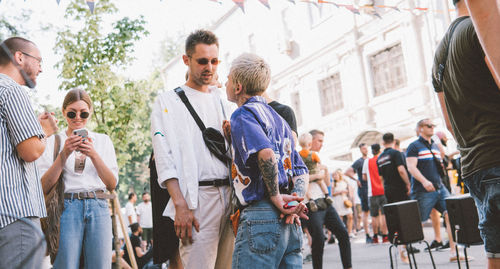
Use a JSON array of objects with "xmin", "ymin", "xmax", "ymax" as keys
[
  {"xmin": 463, "ymin": 166, "xmax": 500, "ymax": 256},
  {"xmin": 411, "ymin": 185, "xmax": 450, "ymax": 222},
  {"xmin": 308, "ymin": 205, "xmax": 352, "ymax": 269},
  {"xmin": 232, "ymin": 199, "xmax": 302, "ymax": 269},
  {"xmin": 53, "ymin": 198, "xmax": 112, "ymax": 269}
]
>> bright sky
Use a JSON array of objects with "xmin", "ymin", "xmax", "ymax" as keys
[{"xmin": 1, "ymin": 0, "xmax": 234, "ymax": 107}]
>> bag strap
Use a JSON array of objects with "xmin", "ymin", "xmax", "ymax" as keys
[
  {"xmin": 53, "ymin": 134, "xmax": 61, "ymax": 161},
  {"xmin": 174, "ymin": 87, "xmax": 206, "ymax": 131},
  {"xmin": 423, "ymin": 140, "xmax": 445, "ymax": 175},
  {"xmin": 436, "ymin": 16, "xmax": 468, "ymax": 91}
]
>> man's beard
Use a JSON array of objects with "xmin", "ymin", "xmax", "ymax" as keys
[{"xmin": 22, "ymin": 63, "xmax": 37, "ymax": 87}]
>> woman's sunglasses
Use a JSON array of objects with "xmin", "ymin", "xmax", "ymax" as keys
[{"xmin": 67, "ymin": 111, "xmax": 90, "ymax": 119}]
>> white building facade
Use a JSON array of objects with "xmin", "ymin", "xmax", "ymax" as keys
[{"xmin": 161, "ymin": 0, "xmax": 456, "ymax": 167}]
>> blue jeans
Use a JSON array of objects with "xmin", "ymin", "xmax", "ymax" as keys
[
  {"xmin": 308, "ymin": 205, "xmax": 352, "ymax": 269},
  {"xmin": 53, "ymin": 198, "xmax": 112, "ymax": 269},
  {"xmin": 463, "ymin": 167, "xmax": 500, "ymax": 256},
  {"xmin": 411, "ymin": 185, "xmax": 450, "ymax": 222},
  {"xmin": 232, "ymin": 200, "xmax": 302, "ymax": 269}
]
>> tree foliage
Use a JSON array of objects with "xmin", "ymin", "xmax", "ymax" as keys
[
  {"xmin": 54, "ymin": 0, "xmax": 162, "ymax": 202},
  {"xmin": 0, "ymin": 6, "xmax": 30, "ymax": 40}
]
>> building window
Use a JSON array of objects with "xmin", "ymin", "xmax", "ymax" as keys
[
  {"xmin": 290, "ymin": 92, "xmax": 303, "ymax": 126},
  {"xmin": 370, "ymin": 43, "xmax": 407, "ymax": 97},
  {"xmin": 317, "ymin": 73, "xmax": 344, "ymax": 116}
]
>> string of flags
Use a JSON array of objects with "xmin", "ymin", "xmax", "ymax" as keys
[{"xmin": 44, "ymin": 0, "xmax": 453, "ymax": 17}]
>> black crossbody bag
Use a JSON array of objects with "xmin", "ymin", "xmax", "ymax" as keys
[{"xmin": 174, "ymin": 87, "xmax": 231, "ymax": 165}]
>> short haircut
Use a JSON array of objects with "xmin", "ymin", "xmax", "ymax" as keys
[
  {"xmin": 142, "ymin": 192, "xmax": 149, "ymax": 197},
  {"xmin": 129, "ymin": 223, "xmax": 140, "ymax": 233},
  {"xmin": 395, "ymin": 139, "xmax": 400, "ymax": 147},
  {"xmin": 185, "ymin": 29, "xmax": 218, "ymax": 56},
  {"xmin": 128, "ymin": 193, "xmax": 136, "ymax": 200},
  {"xmin": 371, "ymin": 143, "xmax": 381, "ymax": 155},
  {"xmin": 309, "ymin": 129, "xmax": 324, "ymax": 137},
  {"xmin": 229, "ymin": 53, "xmax": 271, "ymax": 96},
  {"xmin": 382, "ymin": 133, "xmax": 394, "ymax": 144},
  {"xmin": 0, "ymin": 37, "xmax": 35, "ymax": 66},
  {"xmin": 358, "ymin": 143, "xmax": 366, "ymax": 148},
  {"xmin": 416, "ymin": 118, "xmax": 429, "ymax": 130},
  {"xmin": 453, "ymin": 0, "xmax": 460, "ymax": 6},
  {"xmin": 298, "ymin": 133, "xmax": 313, "ymax": 148}
]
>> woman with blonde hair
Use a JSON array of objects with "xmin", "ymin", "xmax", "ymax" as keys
[
  {"xmin": 331, "ymin": 169, "xmax": 354, "ymax": 236},
  {"xmin": 38, "ymin": 88, "xmax": 118, "ymax": 268}
]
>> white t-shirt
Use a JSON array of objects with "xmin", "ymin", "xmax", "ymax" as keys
[
  {"xmin": 136, "ymin": 202, "xmax": 153, "ymax": 228},
  {"xmin": 182, "ymin": 86, "xmax": 229, "ymax": 181},
  {"xmin": 125, "ymin": 201, "xmax": 137, "ymax": 224},
  {"xmin": 362, "ymin": 159, "xmax": 373, "ymax": 198},
  {"xmin": 37, "ymin": 130, "xmax": 119, "ymax": 193}
]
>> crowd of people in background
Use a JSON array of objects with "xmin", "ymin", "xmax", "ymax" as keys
[{"xmin": 1, "ymin": 0, "xmax": 500, "ymax": 268}]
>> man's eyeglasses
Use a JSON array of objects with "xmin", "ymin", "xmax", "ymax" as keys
[
  {"xmin": 67, "ymin": 111, "xmax": 90, "ymax": 119},
  {"xmin": 424, "ymin": 124, "xmax": 436, "ymax": 128},
  {"xmin": 21, "ymin": 52, "xmax": 43, "ymax": 65},
  {"xmin": 190, "ymin": 57, "xmax": 220, "ymax": 66}
]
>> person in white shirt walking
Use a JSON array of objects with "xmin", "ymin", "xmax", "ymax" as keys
[
  {"xmin": 125, "ymin": 193, "xmax": 138, "ymax": 226},
  {"xmin": 136, "ymin": 192, "xmax": 153, "ymax": 248}
]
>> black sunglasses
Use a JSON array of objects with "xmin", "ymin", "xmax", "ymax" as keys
[
  {"xmin": 67, "ymin": 111, "xmax": 90, "ymax": 119},
  {"xmin": 424, "ymin": 124, "xmax": 436, "ymax": 128},
  {"xmin": 191, "ymin": 57, "xmax": 220, "ymax": 66}
]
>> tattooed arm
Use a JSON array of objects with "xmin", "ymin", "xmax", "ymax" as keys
[
  {"xmin": 257, "ymin": 148, "xmax": 280, "ymax": 197},
  {"xmin": 257, "ymin": 148, "xmax": 307, "ymax": 217},
  {"xmin": 291, "ymin": 174, "xmax": 308, "ymax": 198}
]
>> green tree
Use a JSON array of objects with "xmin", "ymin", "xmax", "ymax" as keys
[{"xmin": 54, "ymin": 0, "xmax": 162, "ymax": 203}]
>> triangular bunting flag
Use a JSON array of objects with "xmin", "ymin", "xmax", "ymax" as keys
[
  {"xmin": 86, "ymin": 0, "xmax": 95, "ymax": 14},
  {"xmin": 56, "ymin": 0, "xmax": 61, "ymax": 4},
  {"xmin": 209, "ymin": 0, "xmax": 223, "ymax": 4},
  {"xmin": 233, "ymin": 0, "xmax": 245, "ymax": 13},
  {"xmin": 344, "ymin": 5, "xmax": 360, "ymax": 15},
  {"xmin": 258, "ymin": 0, "xmax": 270, "ymax": 9},
  {"xmin": 319, "ymin": 0, "xmax": 339, "ymax": 8},
  {"xmin": 288, "ymin": 0, "xmax": 296, "ymax": 4}
]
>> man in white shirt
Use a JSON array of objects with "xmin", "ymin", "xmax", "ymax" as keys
[
  {"xmin": 151, "ymin": 29, "xmax": 233, "ymax": 269},
  {"xmin": 136, "ymin": 192, "xmax": 153, "ymax": 248},
  {"xmin": 125, "ymin": 193, "xmax": 138, "ymax": 226}
]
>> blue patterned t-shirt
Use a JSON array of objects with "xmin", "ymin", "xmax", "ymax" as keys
[{"xmin": 230, "ymin": 96, "xmax": 307, "ymax": 206}]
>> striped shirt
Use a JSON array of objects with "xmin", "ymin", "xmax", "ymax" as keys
[
  {"xmin": 406, "ymin": 136, "xmax": 443, "ymax": 194},
  {"xmin": 0, "ymin": 73, "xmax": 46, "ymax": 228}
]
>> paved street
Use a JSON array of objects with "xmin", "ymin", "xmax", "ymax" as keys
[{"xmin": 303, "ymin": 225, "xmax": 486, "ymax": 268}]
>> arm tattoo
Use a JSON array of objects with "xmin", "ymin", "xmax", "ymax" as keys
[
  {"xmin": 258, "ymin": 157, "xmax": 279, "ymax": 197},
  {"xmin": 291, "ymin": 176, "xmax": 306, "ymax": 197}
]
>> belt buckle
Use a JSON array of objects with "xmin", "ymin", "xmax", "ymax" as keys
[{"xmin": 77, "ymin": 192, "xmax": 84, "ymax": 199}]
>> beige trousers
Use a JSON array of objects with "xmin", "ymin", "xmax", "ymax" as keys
[{"xmin": 179, "ymin": 185, "xmax": 235, "ymax": 269}]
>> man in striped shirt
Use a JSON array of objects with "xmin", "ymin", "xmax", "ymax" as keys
[
  {"xmin": 0, "ymin": 37, "xmax": 57, "ymax": 268},
  {"xmin": 406, "ymin": 119, "xmax": 460, "ymax": 261}
]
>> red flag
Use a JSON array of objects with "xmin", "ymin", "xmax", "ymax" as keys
[{"xmin": 233, "ymin": 0, "xmax": 245, "ymax": 13}]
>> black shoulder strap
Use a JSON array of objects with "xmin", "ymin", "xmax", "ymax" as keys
[
  {"xmin": 174, "ymin": 87, "xmax": 206, "ymax": 131},
  {"xmin": 437, "ymin": 16, "xmax": 469, "ymax": 90}
]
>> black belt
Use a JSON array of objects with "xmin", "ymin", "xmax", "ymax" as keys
[{"xmin": 199, "ymin": 178, "xmax": 230, "ymax": 187}]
